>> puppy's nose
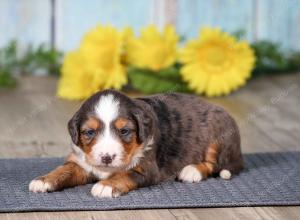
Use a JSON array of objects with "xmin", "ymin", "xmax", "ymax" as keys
[{"xmin": 101, "ymin": 154, "xmax": 115, "ymax": 165}]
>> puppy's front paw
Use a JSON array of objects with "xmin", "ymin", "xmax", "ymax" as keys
[
  {"xmin": 29, "ymin": 179, "xmax": 54, "ymax": 193},
  {"xmin": 91, "ymin": 182, "xmax": 121, "ymax": 198}
]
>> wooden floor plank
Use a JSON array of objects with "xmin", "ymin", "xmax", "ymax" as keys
[
  {"xmin": 254, "ymin": 206, "xmax": 300, "ymax": 220},
  {"xmin": 0, "ymin": 210, "xmax": 177, "ymax": 220},
  {"xmin": 170, "ymin": 207, "xmax": 264, "ymax": 220},
  {"xmin": 170, "ymin": 206, "xmax": 300, "ymax": 220},
  {"xmin": 227, "ymin": 75, "xmax": 300, "ymax": 151}
]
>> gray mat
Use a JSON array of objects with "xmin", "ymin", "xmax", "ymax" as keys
[{"xmin": 1, "ymin": 151, "xmax": 300, "ymax": 212}]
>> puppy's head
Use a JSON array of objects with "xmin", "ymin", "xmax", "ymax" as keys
[{"xmin": 68, "ymin": 90, "xmax": 153, "ymax": 171}]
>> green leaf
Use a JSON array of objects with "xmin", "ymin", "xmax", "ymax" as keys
[
  {"xmin": 18, "ymin": 44, "xmax": 63, "ymax": 75},
  {"xmin": 251, "ymin": 40, "xmax": 300, "ymax": 77},
  {"xmin": 0, "ymin": 70, "xmax": 16, "ymax": 87},
  {"xmin": 287, "ymin": 51, "xmax": 300, "ymax": 71},
  {"xmin": 128, "ymin": 66, "xmax": 190, "ymax": 94},
  {"xmin": 0, "ymin": 40, "xmax": 63, "ymax": 87}
]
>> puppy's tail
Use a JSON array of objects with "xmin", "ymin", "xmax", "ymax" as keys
[{"xmin": 219, "ymin": 169, "xmax": 231, "ymax": 180}]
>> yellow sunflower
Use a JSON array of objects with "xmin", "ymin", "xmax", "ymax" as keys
[
  {"xmin": 79, "ymin": 25, "xmax": 128, "ymax": 89},
  {"xmin": 57, "ymin": 25, "xmax": 128, "ymax": 100},
  {"xmin": 179, "ymin": 27, "xmax": 256, "ymax": 97},
  {"xmin": 127, "ymin": 25, "xmax": 179, "ymax": 71},
  {"xmin": 57, "ymin": 51, "xmax": 103, "ymax": 100}
]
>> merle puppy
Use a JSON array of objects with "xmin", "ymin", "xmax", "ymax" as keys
[{"xmin": 29, "ymin": 90, "xmax": 243, "ymax": 198}]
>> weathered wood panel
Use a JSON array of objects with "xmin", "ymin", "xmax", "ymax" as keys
[
  {"xmin": 177, "ymin": 0, "xmax": 254, "ymax": 40},
  {"xmin": 255, "ymin": 0, "xmax": 300, "ymax": 49},
  {"xmin": 55, "ymin": 0, "xmax": 153, "ymax": 51},
  {"xmin": 0, "ymin": 0, "xmax": 50, "ymax": 48},
  {"xmin": 1, "ymin": 0, "xmax": 300, "ymax": 50}
]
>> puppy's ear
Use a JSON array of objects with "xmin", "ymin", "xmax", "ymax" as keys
[
  {"xmin": 132, "ymin": 106, "xmax": 153, "ymax": 144},
  {"xmin": 68, "ymin": 111, "xmax": 81, "ymax": 145}
]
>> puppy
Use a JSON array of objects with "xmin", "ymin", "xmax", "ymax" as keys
[{"xmin": 29, "ymin": 90, "xmax": 243, "ymax": 198}]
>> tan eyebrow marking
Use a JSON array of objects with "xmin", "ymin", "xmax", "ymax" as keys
[
  {"xmin": 81, "ymin": 117, "xmax": 101, "ymax": 131},
  {"xmin": 114, "ymin": 118, "xmax": 129, "ymax": 130}
]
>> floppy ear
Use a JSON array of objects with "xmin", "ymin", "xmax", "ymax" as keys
[
  {"xmin": 68, "ymin": 112, "xmax": 81, "ymax": 145},
  {"xmin": 132, "ymin": 106, "xmax": 154, "ymax": 144}
]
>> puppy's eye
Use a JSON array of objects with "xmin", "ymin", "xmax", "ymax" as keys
[
  {"xmin": 84, "ymin": 129, "xmax": 96, "ymax": 138},
  {"xmin": 119, "ymin": 128, "xmax": 131, "ymax": 136}
]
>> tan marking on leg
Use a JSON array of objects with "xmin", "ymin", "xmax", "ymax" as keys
[
  {"xmin": 66, "ymin": 152, "xmax": 78, "ymax": 163},
  {"xmin": 101, "ymin": 171, "xmax": 138, "ymax": 195},
  {"xmin": 29, "ymin": 161, "xmax": 91, "ymax": 192},
  {"xmin": 196, "ymin": 143, "xmax": 219, "ymax": 179},
  {"xmin": 91, "ymin": 170, "xmax": 138, "ymax": 198}
]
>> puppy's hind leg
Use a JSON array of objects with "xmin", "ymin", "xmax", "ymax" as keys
[
  {"xmin": 178, "ymin": 143, "xmax": 218, "ymax": 183},
  {"xmin": 29, "ymin": 162, "xmax": 91, "ymax": 193}
]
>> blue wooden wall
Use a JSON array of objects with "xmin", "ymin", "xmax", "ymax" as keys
[{"xmin": 1, "ymin": 0, "xmax": 300, "ymax": 51}]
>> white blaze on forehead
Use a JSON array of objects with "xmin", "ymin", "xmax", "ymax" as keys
[
  {"xmin": 95, "ymin": 94, "xmax": 119, "ymax": 125},
  {"xmin": 93, "ymin": 94, "xmax": 124, "ymax": 167}
]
